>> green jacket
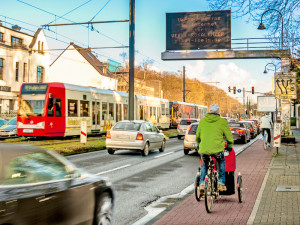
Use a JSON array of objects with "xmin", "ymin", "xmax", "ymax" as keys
[{"xmin": 196, "ymin": 113, "xmax": 233, "ymax": 155}]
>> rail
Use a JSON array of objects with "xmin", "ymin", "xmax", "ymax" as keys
[{"xmin": 231, "ymin": 37, "xmax": 281, "ymax": 51}]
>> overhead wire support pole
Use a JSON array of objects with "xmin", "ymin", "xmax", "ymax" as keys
[{"xmin": 129, "ymin": 0, "xmax": 135, "ymax": 120}]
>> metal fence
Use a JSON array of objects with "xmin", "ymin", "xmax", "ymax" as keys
[{"xmin": 0, "ymin": 110, "xmax": 17, "ymax": 120}]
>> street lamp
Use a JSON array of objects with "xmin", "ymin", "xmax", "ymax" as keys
[{"xmin": 257, "ymin": 9, "xmax": 284, "ymax": 50}]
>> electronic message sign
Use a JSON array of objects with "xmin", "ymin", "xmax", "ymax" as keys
[{"xmin": 166, "ymin": 10, "xmax": 231, "ymax": 51}]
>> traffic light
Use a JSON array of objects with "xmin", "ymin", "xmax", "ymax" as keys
[
  {"xmin": 251, "ymin": 86, "xmax": 254, "ymax": 94},
  {"xmin": 233, "ymin": 86, "xmax": 236, "ymax": 94},
  {"xmin": 228, "ymin": 86, "xmax": 231, "ymax": 92}
]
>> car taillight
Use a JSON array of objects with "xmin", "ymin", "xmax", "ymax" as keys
[
  {"xmin": 257, "ymin": 124, "xmax": 259, "ymax": 126},
  {"xmin": 236, "ymin": 129, "xmax": 244, "ymax": 134},
  {"xmin": 249, "ymin": 128, "xmax": 253, "ymax": 131},
  {"xmin": 230, "ymin": 127, "xmax": 233, "ymax": 130},
  {"xmin": 106, "ymin": 131, "xmax": 111, "ymax": 139},
  {"xmin": 136, "ymin": 133, "xmax": 143, "ymax": 140},
  {"xmin": 188, "ymin": 126, "xmax": 191, "ymax": 132}
]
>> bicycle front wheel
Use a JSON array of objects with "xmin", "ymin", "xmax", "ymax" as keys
[{"xmin": 204, "ymin": 178, "xmax": 213, "ymax": 213}]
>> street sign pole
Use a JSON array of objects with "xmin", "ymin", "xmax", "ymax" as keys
[
  {"xmin": 243, "ymin": 88, "xmax": 245, "ymax": 117},
  {"xmin": 183, "ymin": 66, "xmax": 186, "ymax": 102},
  {"xmin": 129, "ymin": 0, "xmax": 135, "ymax": 120}
]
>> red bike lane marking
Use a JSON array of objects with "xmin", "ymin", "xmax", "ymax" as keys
[{"xmin": 153, "ymin": 140, "xmax": 273, "ymax": 225}]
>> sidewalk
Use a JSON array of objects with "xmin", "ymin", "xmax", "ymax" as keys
[{"xmin": 148, "ymin": 131, "xmax": 300, "ymax": 225}]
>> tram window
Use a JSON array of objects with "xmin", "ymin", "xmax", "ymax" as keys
[
  {"xmin": 47, "ymin": 98, "xmax": 54, "ymax": 117},
  {"xmin": 102, "ymin": 102, "xmax": 107, "ymax": 120},
  {"xmin": 92, "ymin": 102, "xmax": 96, "ymax": 125},
  {"xmin": 139, "ymin": 105, "xmax": 144, "ymax": 120},
  {"xmin": 97, "ymin": 102, "xmax": 100, "ymax": 124},
  {"xmin": 109, "ymin": 103, "xmax": 114, "ymax": 120},
  {"xmin": 123, "ymin": 104, "xmax": 128, "ymax": 120},
  {"xmin": 80, "ymin": 100, "xmax": 90, "ymax": 117},
  {"xmin": 68, "ymin": 99, "xmax": 78, "ymax": 117},
  {"xmin": 161, "ymin": 104, "xmax": 165, "ymax": 115},
  {"xmin": 55, "ymin": 99, "xmax": 61, "ymax": 117}
]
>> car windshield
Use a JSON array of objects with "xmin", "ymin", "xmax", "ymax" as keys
[
  {"xmin": 229, "ymin": 123, "xmax": 242, "ymax": 127},
  {"xmin": 6, "ymin": 118, "xmax": 16, "ymax": 125},
  {"xmin": 112, "ymin": 122, "xmax": 141, "ymax": 131},
  {"xmin": 188, "ymin": 124, "xmax": 198, "ymax": 135},
  {"xmin": 180, "ymin": 120, "xmax": 198, "ymax": 125}
]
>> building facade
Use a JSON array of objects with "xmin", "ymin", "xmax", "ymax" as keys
[
  {"xmin": 49, "ymin": 43, "xmax": 117, "ymax": 90},
  {"xmin": 0, "ymin": 24, "xmax": 50, "ymax": 115}
]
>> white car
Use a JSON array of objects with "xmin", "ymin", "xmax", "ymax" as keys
[
  {"xmin": 106, "ymin": 120, "xmax": 166, "ymax": 156},
  {"xmin": 177, "ymin": 118, "xmax": 200, "ymax": 139},
  {"xmin": 183, "ymin": 122, "xmax": 199, "ymax": 155}
]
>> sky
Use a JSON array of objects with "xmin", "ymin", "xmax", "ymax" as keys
[{"xmin": 0, "ymin": 0, "xmax": 283, "ymax": 104}]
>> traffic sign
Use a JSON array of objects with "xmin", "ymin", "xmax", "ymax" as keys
[
  {"xmin": 237, "ymin": 89, "xmax": 241, "ymax": 93},
  {"xmin": 275, "ymin": 72, "xmax": 297, "ymax": 99}
]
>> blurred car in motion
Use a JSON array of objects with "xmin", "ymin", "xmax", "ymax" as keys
[
  {"xmin": 0, "ymin": 118, "xmax": 7, "ymax": 127},
  {"xmin": 245, "ymin": 119, "xmax": 261, "ymax": 134},
  {"xmin": 240, "ymin": 121, "xmax": 257, "ymax": 139},
  {"xmin": 0, "ymin": 117, "xmax": 17, "ymax": 138},
  {"xmin": 0, "ymin": 143, "xmax": 114, "ymax": 225},
  {"xmin": 183, "ymin": 122, "xmax": 199, "ymax": 155},
  {"xmin": 229, "ymin": 122, "xmax": 250, "ymax": 144},
  {"xmin": 106, "ymin": 120, "xmax": 166, "ymax": 156},
  {"xmin": 177, "ymin": 118, "xmax": 200, "ymax": 140}
]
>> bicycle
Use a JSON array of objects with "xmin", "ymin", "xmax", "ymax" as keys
[{"xmin": 194, "ymin": 150, "xmax": 243, "ymax": 213}]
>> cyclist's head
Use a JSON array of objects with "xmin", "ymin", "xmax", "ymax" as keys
[{"xmin": 209, "ymin": 104, "xmax": 220, "ymax": 115}]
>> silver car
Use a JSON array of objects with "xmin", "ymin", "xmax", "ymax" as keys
[
  {"xmin": 106, "ymin": 120, "xmax": 166, "ymax": 156},
  {"xmin": 177, "ymin": 118, "xmax": 200, "ymax": 139},
  {"xmin": 0, "ymin": 117, "xmax": 17, "ymax": 138},
  {"xmin": 240, "ymin": 121, "xmax": 257, "ymax": 138},
  {"xmin": 229, "ymin": 122, "xmax": 250, "ymax": 144},
  {"xmin": 183, "ymin": 122, "xmax": 199, "ymax": 155}
]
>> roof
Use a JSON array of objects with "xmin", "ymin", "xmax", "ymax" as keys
[
  {"xmin": 29, "ymin": 28, "xmax": 43, "ymax": 49},
  {"xmin": 71, "ymin": 43, "xmax": 116, "ymax": 79}
]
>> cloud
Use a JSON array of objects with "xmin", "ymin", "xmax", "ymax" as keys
[{"xmin": 185, "ymin": 61, "xmax": 206, "ymax": 81}]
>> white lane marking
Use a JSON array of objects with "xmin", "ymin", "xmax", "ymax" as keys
[
  {"xmin": 95, "ymin": 164, "xmax": 131, "ymax": 175},
  {"xmin": 154, "ymin": 151, "xmax": 174, "ymax": 159}
]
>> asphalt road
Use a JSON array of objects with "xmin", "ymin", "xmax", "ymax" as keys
[{"xmin": 68, "ymin": 137, "xmax": 258, "ymax": 225}]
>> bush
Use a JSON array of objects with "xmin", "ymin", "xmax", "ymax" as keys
[{"xmin": 281, "ymin": 135, "xmax": 296, "ymax": 143}]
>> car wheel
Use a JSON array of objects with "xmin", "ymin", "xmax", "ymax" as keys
[
  {"xmin": 159, "ymin": 139, "xmax": 166, "ymax": 152},
  {"xmin": 177, "ymin": 135, "xmax": 181, "ymax": 140},
  {"xmin": 141, "ymin": 143, "xmax": 149, "ymax": 156},
  {"xmin": 184, "ymin": 149, "xmax": 189, "ymax": 155},
  {"xmin": 94, "ymin": 192, "xmax": 114, "ymax": 225},
  {"xmin": 107, "ymin": 149, "xmax": 115, "ymax": 155}
]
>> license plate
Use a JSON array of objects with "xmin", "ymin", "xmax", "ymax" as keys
[
  {"xmin": 118, "ymin": 135, "xmax": 130, "ymax": 139},
  {"xmin": 23, "ymin": 129, "xmax": 33, "ymax": 133}
]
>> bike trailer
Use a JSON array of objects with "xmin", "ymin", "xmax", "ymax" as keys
[{"xmin": 222, "ymin": 149, "xmax": 236, "ymax": 195}]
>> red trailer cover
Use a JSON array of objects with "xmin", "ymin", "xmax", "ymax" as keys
[{"xmin": 225, "ymin": 149, "xmax": 236, "ymax": 172}]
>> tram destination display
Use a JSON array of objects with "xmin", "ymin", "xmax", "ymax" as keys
[{"xmin": 166, "ymin": 10, "xmax": 231, "ymax": 51}]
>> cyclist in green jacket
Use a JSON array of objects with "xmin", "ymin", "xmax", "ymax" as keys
[{"xmin": 196, "ymin": 104, "xmax": 234, "ymax": 193}]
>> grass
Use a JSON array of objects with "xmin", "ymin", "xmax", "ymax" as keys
[{"xmin": 163, "ymin": 129, "xmax": 178, "ymax": 138}]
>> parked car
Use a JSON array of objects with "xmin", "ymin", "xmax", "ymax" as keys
[
  {"xmin": 240, "ymin": 121, "xmax": 257, "ymax": 139},
  {"xmin": 106, "ymin": 120, "xmax": 166, "ymax": 156},
  {"xmin": 0, "ymin": 143, "xmax": 114, "ymax": 225},
  {"xmin": 183, "ymin": 122, "xmax": 199, "ymax": 155},
  {"xmin": 177, "ymin": 118, "xmax": 200, "ymax": 139},
  {"xmin": 0, "ymin": 118, "xmax": 7, "ymax": 127},
  {"xmin": 0, "ymin": 117, "xmax": 17, "ymax": 138},
  {"xmin": 228, "ymin": 122, "xmax": 250, "ymax": 144}
]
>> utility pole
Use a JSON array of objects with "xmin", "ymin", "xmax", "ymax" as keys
[
  {"xmin": 129, "ymin": 0, "xmax": 135, "ymax": 120},
  {"xmin": 182, "ymin": 66, "xmax": 186, "ymax": 102},
  {"xmin": 243, "ymin": 88, "xmax": 245, "ymax": 117}
]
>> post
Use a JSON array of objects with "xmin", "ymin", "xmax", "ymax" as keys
[
  {"xmin": 183, "ymin": 66, "xmax": 186, "ymax": 102},
  {"xmin": 243, "ymin": 88, "xmax": 245, "ymax": 117},
  {"xmin": 128, "ymin": 0, "xmax": 135, "ymax": 120}
]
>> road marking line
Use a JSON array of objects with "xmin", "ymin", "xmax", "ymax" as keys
[
  {"xmin": 95, "ymin": 164, "xmax": 131, "ymax": 175},
  {"xmin": 154, "ymin": 151, "xmax": 174, "ymax": 159}
]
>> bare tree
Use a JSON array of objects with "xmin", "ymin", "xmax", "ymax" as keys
[{"xmin": 207, "ymin": 0, "xmax": 300, "ymax": 53}]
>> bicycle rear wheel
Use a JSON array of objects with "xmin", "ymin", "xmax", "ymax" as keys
[
  {"xmin": 194, "ymin": 172, "xmax": 201, "ymax": 202},
  {"xmin": 204, "ymin": 177, "xmax": 213, "ymax": 213}
]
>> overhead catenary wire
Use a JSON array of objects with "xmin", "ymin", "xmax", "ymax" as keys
[{"xmin": 89, "ymin": 0, "xmax": 112, "ymax": 22}]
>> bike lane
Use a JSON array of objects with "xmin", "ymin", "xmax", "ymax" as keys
[{"xmin": 149, "ymin": 140, "xmax": 273, "ymax": 225}]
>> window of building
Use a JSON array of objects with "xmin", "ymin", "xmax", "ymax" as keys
[
  {"xmin": 68, "ymin": 99, "xmax": 78, "ymax": 117},
  {"xmin": 80, "ymin": 101, "xmax": 89, "ymax": 117},
  {"xmin": 0, "ymin": 33, "xmax": 3, "ymax": 42},
  {"xmin": 97, "ymin": 102, "xmax": 100, "ymax": 124},
  {"xmin": 23, "ymin": 63, "xmax": 27, "ymax": 82},
  {"xmin": 139, "ymin": 105, "xmax": 144, "ymax": 120},
  {"xmin": 109, "ymin": 103, "xmax": 114, "ymax": 120},
  {"xmin": 102, "ymin": 102, "xmax": 108, "ymax": 120},
  {"xmin": 11, "ymin": 36, "xmax": 22, "ymax": 47},
  {"xmin": 116, "ymin": 104, "xmax": 122, "ymax": 122},
  {"xmin": 37, "ymin": 66, "xmax": 44, "ymax": 83},
  {"xmin": 15, "ymin": 62, "xmax": 19, "ymax": 81},
  {"xmin": 123, "ymin": 104, "xmax": 128, "ymax": 120},
  {"xmin": 161, "ymin": 104, "xmax": 165, "ymax": 115},
  {"xmin": 0, "ymin": 59, "xmax": 3, "ymax": 80}
]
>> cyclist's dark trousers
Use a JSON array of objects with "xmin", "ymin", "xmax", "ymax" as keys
[
  {"xmin": 262, "ymin": 128, "xmax": 271, "ymax": 143},
  {"xmin": 200, "ymin": 151, "xmax": 225, "ymax": 185}
]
